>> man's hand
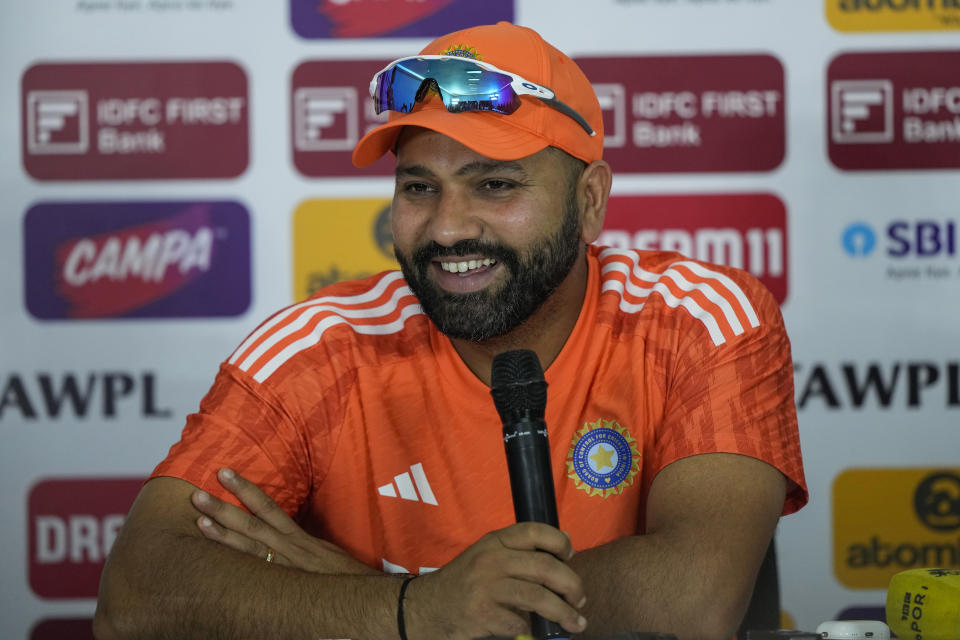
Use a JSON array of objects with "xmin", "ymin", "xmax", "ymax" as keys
[
  {"xmin": 404, "ymin": 522, "xmax": 588, "ymax": 640},
  {"xmin": 191, "ymin": 467, "xmax": 379, "ymax": 576}
]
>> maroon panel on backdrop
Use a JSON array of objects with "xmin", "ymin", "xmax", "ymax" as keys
[
  {"xmin": 827, "ymin": 50, "xmax": 960, "ymax": 170},
  {"xmin": 31, "ymin": 618, "xmax": 95, "ymax": 640},
  {"xmin": 291, "ymin": 59, "xmax": 396, "ymax": 177},
  {"xmin": 22, "ymin": 62, "xmax": 249, "ymax": 180},
  {"xmin": 576, "ymin": 54, "xmax": 786, "ymax": 173},
  {"xmin": 29, "ymin": 478, "xmax": 143, "ymax": 599},
  {"xmin": 600, "ymin": 193, "xmax": 788, "ymax": 304}
]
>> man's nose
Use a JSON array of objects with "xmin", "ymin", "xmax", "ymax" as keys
[{"xmin": 425, "ymin": 190, "xmax": 483, "ymax": 248}]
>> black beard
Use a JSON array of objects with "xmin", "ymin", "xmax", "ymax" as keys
[{"xmin": 395, "ymin": 195, "xmax": 582, "ymax": 342}]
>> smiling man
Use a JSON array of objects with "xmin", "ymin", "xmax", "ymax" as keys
[{"xmin": 95, "ymin": 22, "xmax": 807, "ymax": 640}]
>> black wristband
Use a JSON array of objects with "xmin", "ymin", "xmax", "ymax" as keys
[{"xmin": 396, "ymin": 575, "xmax": 417, "ymax": 640}]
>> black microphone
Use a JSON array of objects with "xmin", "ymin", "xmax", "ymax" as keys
[{"xmin": 490, "ymin": 349, "xmax": 566, "ymax": 640}]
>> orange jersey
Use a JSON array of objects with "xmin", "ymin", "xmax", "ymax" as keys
[{"xmin": 153, "ymin": 245, "xmax": 807, "ymax": 574}]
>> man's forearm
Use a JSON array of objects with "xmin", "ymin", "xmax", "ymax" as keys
[
  {"xmin": 95, "ymin": 527, "xmax": 401, "ymax": 640},
  {"xmin": 567, "ymin": 455, "xmax": 787, "ymax": 640},
  {"xmin": 569, "ymin": 533, "xmax": 753, "ymax": 640}
]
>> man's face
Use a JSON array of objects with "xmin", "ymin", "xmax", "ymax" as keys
[{"xmin": 391, "ymin": 128, "xmax": 584, "ymax": 342}]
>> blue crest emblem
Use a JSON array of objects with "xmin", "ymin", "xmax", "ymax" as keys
[{"xmin": 566, "ymin": 419, "xmax": 640, "ymax": 498}]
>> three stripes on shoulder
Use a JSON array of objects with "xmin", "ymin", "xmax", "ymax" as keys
[{"xmin": 599, "ymin": 248, "xmax": 760, "ymax": 347}]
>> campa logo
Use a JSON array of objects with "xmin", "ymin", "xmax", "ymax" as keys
[
  {"xmin": 826, "ymin": 0, "xmax": 960, "ymax": 32},
  {"xmin": 834, "ymin": 468, "xmax": 960, "ymax": 589},
  {"xmin": 24, "ymin": 201, "xmax": 250, "ymax": 319}
]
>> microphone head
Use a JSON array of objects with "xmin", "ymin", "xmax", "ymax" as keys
[
  {"xmin": 490, "ymin": 349, "xmax": 547, "ymax": 421},
  {"xmin": 886, "ymin": 568, "xmax": 960, "ymax": 640}
]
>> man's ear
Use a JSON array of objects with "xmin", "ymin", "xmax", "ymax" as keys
[{"xmin": 577, "ymin": 160, "xmax": 612, "ymax": 244}]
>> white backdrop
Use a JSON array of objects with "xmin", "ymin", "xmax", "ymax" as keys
[{"xmin": 2, "ymin": 1, "xmax": 959, "ymax": 638}]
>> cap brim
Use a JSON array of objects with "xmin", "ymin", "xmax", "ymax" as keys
[{"xmin": 352, "ymin": 105, "xmax": 551, "ymax": 168}]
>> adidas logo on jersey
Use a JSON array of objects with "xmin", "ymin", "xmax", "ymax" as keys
[
  {"xmin": 382, "ymin": 557, "xmax": 438, "ymax": 575},
  {"xmin": 377, "ymin": 462, "xmax": 437, "ymax": 506}
]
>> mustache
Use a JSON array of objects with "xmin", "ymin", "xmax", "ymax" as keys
[{"xmin": 410, "ymin": 240, "xmax": 520, "ymax": 271}]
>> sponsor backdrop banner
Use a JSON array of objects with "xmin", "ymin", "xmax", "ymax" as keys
[
  {"xmin": 577, "ymin": 54, "xmax": 786, "ymax": 173},
  {"xmin": 24, "ymin": 201, "xmax": 251, "ymax": 319},
  {"xmin": 1, "ymin": 1, "xmax": 957, "ymax": 637},
  {"xmin": 21, "ymin": 62, "xmax": 249, "ymax": 180}
]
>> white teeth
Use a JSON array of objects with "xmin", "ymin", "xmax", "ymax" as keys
[{"xmin": 440, "ymin": 258, "xmax": 496, "ymax": 274}]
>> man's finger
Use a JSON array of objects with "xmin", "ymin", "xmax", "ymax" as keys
[
  {"xmin": 485, "ymin": 548, "xmax": 585, "ymax": 608},
  {"xmin": 493, "ymin": 522, "xmax": 575, "ymax": 560},
  {"xmin": 195, "ymin": 515, "xmax": 284, "ymax": 566},
  {"xmin": 217, "ymin": 468, "xmax": 298, "ymax": 535},
  {"xmin": 191, "ymin": 490, "xmax": 275, "ymax": 543},
  {"xmin": 494, "ymin": 577, "xmax": 587, "ymax": 635}
]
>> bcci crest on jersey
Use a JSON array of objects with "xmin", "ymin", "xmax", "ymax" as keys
[{"xmin": 566, "ymin": 419, "xmax": 640, "ymax": 498}]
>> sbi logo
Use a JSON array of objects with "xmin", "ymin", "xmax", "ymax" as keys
[
  {"xmin": 842, "ymin": 223, "xmax": 876, "ymax": 257},
  {"xmin": 842, "ymin": 221, "xmax": 958, "ymax": 258}
]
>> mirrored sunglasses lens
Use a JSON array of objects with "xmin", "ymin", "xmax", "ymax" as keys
[
  {"xmin": 375, "ymin": 65, "xmax": 422, "ymax": 114},
  {"xmin": 377, "ymin": 59, "xmax": 522, "ymax": 116}
]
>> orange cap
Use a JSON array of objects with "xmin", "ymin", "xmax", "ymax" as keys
[{"xmin": 351, "ymin": 22, "xmax": 603, "ymax": 167}]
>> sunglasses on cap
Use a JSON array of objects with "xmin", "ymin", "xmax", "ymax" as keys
[{"xmin": 369, "ymin": 55, "xmax": 596, "ymax": 137}]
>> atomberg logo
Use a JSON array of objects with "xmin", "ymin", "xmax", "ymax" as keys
[
  {"xmin": 826, "ymin": 0, "xmax": 960, "ymax": 32},
  {"xmin": 834, "ymin": 468, "xmax": 960, "ymax": 589},
  {"xmin": 290, "ymin": 0, "xmax": 514, "ymax": 39},
  {"xmin": 916, "ymin": 472, "xmax": 960, "ymax": 531},
  {"xmin": 292, "ymin": 199, "xmax": 399, "ymax": 301},
  {"xmin": 598, "ymin": 193, "xmax": 788, "ymax": 304},
  {"xmin": 840, "ymin": 219, "xmax": 960, "ymax": 282},
  {"xmin": 29, "ymin": 478, "xmax": 143, "ymax": 598},
  {"xmin": 24, "ymin": 201, "xmax": 250, "ymax": 319}
]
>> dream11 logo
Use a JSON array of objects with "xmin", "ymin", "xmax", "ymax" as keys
[
  {"xmin": 598, "ymin": 193, "xmax": 788, "ymax": 304},
  {"xmin": 29, "ymin": 478, "xmax": 143, "ymax": 598}
]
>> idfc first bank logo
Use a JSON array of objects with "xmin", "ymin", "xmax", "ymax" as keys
[
  {"xmin": 828, "ymin": 50, "xmax": 960, "ymax": 170},
  {"xmin": 292, "ymin": 59, "xmax": 394, "ymax": 177},
  {"xmin": 290, "ymin": 0, "xmax": 514, "ymax": 38},
  {"xmin": 21, "ymin": 62, "xmax": 248, "ymax": 180},
  {"xmin": 576, "ymin": 54, "xmax": 785, "ymax": 173},
  {"xmin": 24, "ymin": 201, "xmax": 251, "ymax": 319}
]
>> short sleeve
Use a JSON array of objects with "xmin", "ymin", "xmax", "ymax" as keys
[
  {"xmin": 650, "ymin": 277, "xmax": 808, "ymax": 516},
  {"xmin": 150, "ymin": 363, "xmax": 314, "ymax": 515}
]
